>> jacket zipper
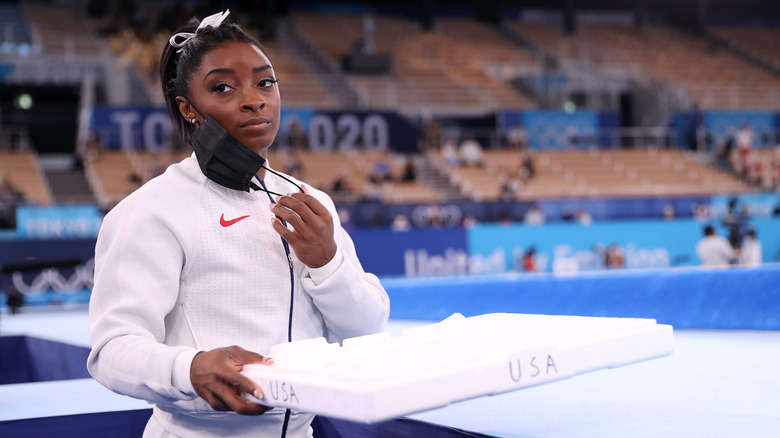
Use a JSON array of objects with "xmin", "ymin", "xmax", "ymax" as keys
[{"xmin": 259, "ymin": 179, "xmax": 294, "ymax": 438}]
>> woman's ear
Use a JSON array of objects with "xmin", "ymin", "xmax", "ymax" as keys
[{"xmin": 176, "ymin": 96, "xmax": 197, "ymax": 123}]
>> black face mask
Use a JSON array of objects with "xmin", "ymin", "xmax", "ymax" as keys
[
  {"xmin": 189, "ymin": 114, "xmax": 302, "ymax": 196},
  {"xmin": 190, "ymin": 115, "xmax": 264, "ymax": 192}
]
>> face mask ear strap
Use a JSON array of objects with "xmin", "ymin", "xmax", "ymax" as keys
[
  {"xmin": 261, "ymin": 166, "xmax": 303, "ymax": 193},
  {"xmin": 183, "ymin": 96, "xmax": 207, "ymax": 122}
]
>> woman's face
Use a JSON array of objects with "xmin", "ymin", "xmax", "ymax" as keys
[{"xmin": 177, "ymin": 41, "xmax": 281, "ymax": 155}]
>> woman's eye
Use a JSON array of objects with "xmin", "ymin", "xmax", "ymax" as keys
[
  {"xmin": 214, "ymin": 83, "xmax": 233, "ymax": 93},
  {"xmin": 259, "ymin": 79, "xmax": 277, "ymax": 88}
]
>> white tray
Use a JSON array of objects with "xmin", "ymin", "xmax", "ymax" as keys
[{"xmin": 242, "ymin": 313, "xmax": 674, "ymax": 423}]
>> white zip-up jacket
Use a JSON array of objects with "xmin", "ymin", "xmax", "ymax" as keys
[{"xmin": 87, "ymin": 155, "xmax": 390, "ymax": 437}]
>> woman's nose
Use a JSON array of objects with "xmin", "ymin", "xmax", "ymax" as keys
[{"xmin": 241, "ymin": 90, "xmax": 265, "ymax": 111}]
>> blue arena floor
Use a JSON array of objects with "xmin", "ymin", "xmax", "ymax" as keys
[{"xmin": 1, "ymin": 311, "xmax": 779, "ymax": 437}]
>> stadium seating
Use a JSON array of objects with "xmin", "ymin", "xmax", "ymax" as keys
[
  {"xmin": 430, "ymin": 148, "xmax": 751, "ymax": 201},
  {"xmin": 102, "ymin": 21, "xmax": 345, "ymax": 108},
  {"xmin": 294, "ymin": 13, "xmax": 537, "ymax": 114},
  {"xmin": 0, "ymin": 151, "xmax": 53, "ymax": 206},
  {"xmin": 20, "ymin": 3, "xmax": 102, "ymax": 55},
  {"xmin": 505, "ymin": 21, "xmax": 780, "ymax": 110},
  {"xmin": 261, "ymin": 40, "xmax": 343, "ymax": 109},
  {"xmin": 84, "ymin": 151, "xmax": 140, "ymax": 209},
  {"xmin": 747, "ymin": 147, "xmax": 780, "ymax": 190},
  {"xmin": 82, "ymin": 144, "xmax": 759, "ymax": 209},
  {"xmin": 268, "ymin": 149, "xmax": 441, "ymax": 203},
  {"xmin": 713, "ymin": 26, "xmax": 780, "ymax": 70},
  {"xmin": 5, "ymin": 6, "xmax": 776, "ymax": 214},
  {"xmin": 83, "ymin": 149, "xmax": 441, "ymax": 208}
]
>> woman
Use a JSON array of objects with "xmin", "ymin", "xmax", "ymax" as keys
[{"xmin": 87, "ymin": 11, "xmax": 389, "ymax": 438}]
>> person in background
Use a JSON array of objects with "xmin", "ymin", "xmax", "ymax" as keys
[
  {"xmin": 739, "ymin": 229, "xmax": 762, "ymax": 266},
  {"xmin": 696, "ymin": 225, "xmax": 736, "ymax": 266},
  {"xmin": 693, "ymin": 203, "xmax": 711, "ymax": 221},
  {"xmin": 662, "ymin": 203, "xmax": 676, "ymax": 221},
  {"xmin": 714, "ymin": 137, "xmax": 734, "ymax": 173},
  {"xmin": 561, "ymin": 207, "xmax": 574, "ymax": 222},
  {"xmin": 523, "ymin": 203, "xmax": 545, "ymax": 225},
  {"xmin": 75, "ymin": 130, "xmax": 103, "ymax": 169},
  {"xmin": 399, "ymin": 155, "xmax": 417, "ymax": 182},
  {"xmin": 459, "ymin": 134, "xmax": 483, "ymax": 167},
  {"xmin": 523, "ymin": 247, "xmax": 537, "ymax": 272},
  {"xmin": 605, "ymin": 245, "xmax": 625, "ymax": 268},
  {"xmin": 369, "ymin": 151, "xmax": 393, "ymax": 183},
  {"xmin": 721, "ymin": 197, "xmax": 748, "ymax": 250},
  {"xmin": 735, "ymin": 123, "xmax": 754, "ymax": 177},
  {"xmin": 460, "ymin": 212, "xmax": 478, "ymax": 228},
  {"xmin": 331, "ymin": 170, "xmax": 355, "ymax": 202},
  {"xmin": 506, "ymin": 124, "xmax": 527, "ymax": 150},
  {"xmin": 0, "ymin": 172, "xmax": 26, "ymax": 229},
  {"xmin": 498, "ymin": 174, "xmax": 522, "ymax": 201},
  {"xmin": 441, "ymin": 139, "xmax": 460, "ymax": 167},
  {"xmin": 87, "ymin": 11, "xmax": 389, "ymax": 437},
  {"xmin": 390, "ymin": 212, "xmax": 411, "ymax": 232},
  {"xmin": 5, "ymin": 284, "xmax": 24, "ymax": 314},
  {"xmin": 576, "ymin": 208, "xmax": 593, "ymax": 226},
  {"xmin": 286, "ymin": 119, "xmax": 307, "ymax": 150},
  {"xmin": 519, "ymin": 150, "xmax": 535, "ymax": 180}
]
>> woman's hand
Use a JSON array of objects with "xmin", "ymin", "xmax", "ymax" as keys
[
  {"xmin": 190, "ymin": 345, "xmax": 272, "ymax": 415},
  {"xmin": 270, "ymin": 185, "xmax": 337, "ymax": 268}
]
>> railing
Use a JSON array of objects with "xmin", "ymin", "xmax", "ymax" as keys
[
  {"xmin": 421, "ymin": 126, "xmax": 687, "ymax": 151},
  {"xmin": 0, "ymin": 126, "xmax": 31, "ymax": 151}
]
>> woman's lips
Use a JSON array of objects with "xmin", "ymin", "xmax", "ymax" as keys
[{"xmin": 240, "ymin": 117, "xmax": 272, "ymax": 130}]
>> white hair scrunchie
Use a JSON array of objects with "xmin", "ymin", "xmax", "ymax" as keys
[{"xmin": 169, "ymin": 9, "xmax": 231, "ymax": 53}]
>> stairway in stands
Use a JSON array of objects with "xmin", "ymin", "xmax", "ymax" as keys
[
  {"xmin": 39, "ymin": 155, "xmax": 95, "ymax": 205},
  {"xmin": 414, "ymin": 155, "xmax": 465, "ymax": 200},
  {"xmin": 275, "ymin": 18, "xmax": 360, "ymax": 108}
]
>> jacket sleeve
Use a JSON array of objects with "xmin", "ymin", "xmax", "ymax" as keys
[
  {"xmin": 300, "ymin": 192, "xmax": 390, "ymax": 342},
  {"xmin": 87, "ymin": 193, "xmax": 199, "ymax": 403}
]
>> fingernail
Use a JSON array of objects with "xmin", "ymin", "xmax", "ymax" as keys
[
  {"xmin": 269, "ymin": 203, "xmax": 275, "ymax": 211},
  {"xmin": 262, "ymin": 356, "xmax": 274, "ymax": 364},
  {"xmin": 253, "ymin": 389, "xmax": 264, "ymax": 400}
]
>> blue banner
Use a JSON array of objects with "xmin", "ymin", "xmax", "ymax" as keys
[
  {"xmin": 341, "ymin": 196, "xmax": 712, "ymax": 228},
  {"xmin": 466, "ymin": 218, "xmax": 780, "ymax": 273},
  {"xmin": 351, "ymin": 217, "xmax": 780, "ymax": 277},
  {"xmin": 710, "ymin": 193, "xmax": 780, "ymax": 218},
  {"xmin": 16, "ymin": 205, "xmax": 103, "ymax": 239},
  {"xmin": 2, "ymin": 216, "xmax": 778, "ymax": 310},
  {"xmin": 90, "ymin": 106, "xmax": 173, "ymax": 151},
  {"xmin": 278, "ymin": 108, "xmax": 315, "ymax": 148},
  {"xmin": 0, "ymin": 238, "xmax": 96, "ymax": 305},
  {"xmin": 704, "ymin": 111, "xmax": 775, "ymax": 149},
  {"xmin": 523, "ymin": 110, "xmax": 597, "ymax": 149},
  {"xmin": 497, "ymin": 110, "xmax": 617, "ymax": 149},
  {"xmin": 351, "ymin": 228, "xmax": 469, "ymax": 277},
  {"xmin": 308, "ymin": 111, "xmax": 420, "ymax": 153},
  {"xmin": 90, "ymin": 106, "xmax": 420, "ymax": 152},
  {"xmin": 468, "ymin": 220, "xmax": 696, "ymax": 273}
]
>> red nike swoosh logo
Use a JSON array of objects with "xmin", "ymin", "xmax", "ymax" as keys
[{"xmin": 220, "ymin": 214, "xmax": 251, "ymax": 227}]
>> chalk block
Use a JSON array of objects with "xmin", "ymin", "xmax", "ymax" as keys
[{"xmin": 242, "ymin": 313, "xmax": 674, "ymax": 423}]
